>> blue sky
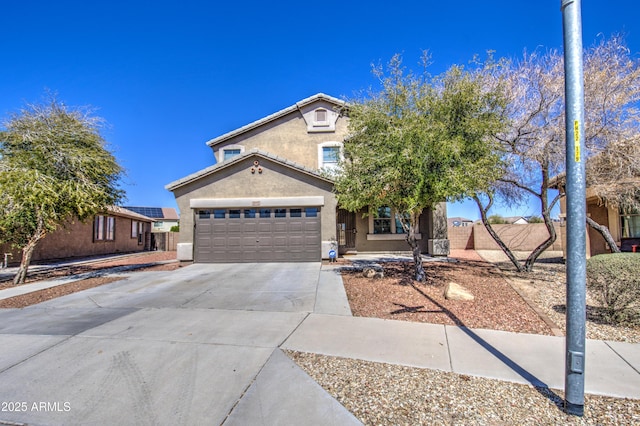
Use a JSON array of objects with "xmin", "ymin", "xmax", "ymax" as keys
[{"xmin": 2, "ymin": 1, "xmax": 638, "ymax": 220}]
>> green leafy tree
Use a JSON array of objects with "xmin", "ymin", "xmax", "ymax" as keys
[
  {"xmin": 335, "ymin": 54, "xmax": 507, "ymax": 282},
  {"xmin": 0, "ymin": 97, "xmax": 125, "ymax": 284}
]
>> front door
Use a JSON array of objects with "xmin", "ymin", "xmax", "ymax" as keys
[{"xmin": 336, "ymin": 209, "xmax": 356, "ymax": 254}]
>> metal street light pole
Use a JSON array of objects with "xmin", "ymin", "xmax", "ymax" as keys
[{"xmin": 561, "ymin": 0, "xmax": 587, "ymax": 417}]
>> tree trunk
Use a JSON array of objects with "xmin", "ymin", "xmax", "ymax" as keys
[
  {"xmin": 472, "ymin": 195, "xmax": 525, "ymax": 272},
  {"xmin": 400, "ymin": 211, "xmax": 426, "ymax": 282},
  {"xmin": 523, "ymin": 168, "xmax": 558, "ymax": 272},
  {"xmin": 12, "ymin": 226, "xmax": 46, "ymax": 286},
  {"xmin": 523, "ymin": 210, "xmax": 557, "ymax": 272},
  {"xmin": 408, "ymin": 234, "xmax": 426, "ymax": 282},
  {"xmin": 586, "ymin": 216, "xmax": 621, "ymax": 253},
  {"xmin": 13, "ymin": 240, "xmax": 37, "ymax": 285}
]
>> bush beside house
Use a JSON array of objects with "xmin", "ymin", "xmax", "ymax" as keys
[{"xmin": 587, "ymin": 253, "xmax": 640, "ymax": 325}]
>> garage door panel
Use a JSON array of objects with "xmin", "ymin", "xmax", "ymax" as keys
[
  {"xmin": 304, "ymin": 222, "xmax": 320, "ymax": 232},
  {"xmin": 195, "ymin": 207, "xmax": 321, "ymax": 263},
  {"xmin": 244, "ymin": 222, "xmax": 258, "ymax": 233},
  {"xmin": 227, "ymin": 237, "xmax": 242, "ymax": 247},
  {"xmin": 228, "ymin": 223, "xmax": 243, "ymax": 233},
  {"xmin": 273, "ymin": 236, "xmax": 287, "ymax": 246},
  {"xmin": 273, "ymin": 222, "xmax": 288, "ymax": 233},
  {"xmin": 289, "ymin": 236, "xmax": 304, "ymax": 246},
  {"xmin": 212, "ymin": 223, "xmax": 228, "ymax": 233},
  {"xmin": 289, "ymin": 222, "xmax": 303, "ymax": 232},
  {"xmin": 212, "ymin": 238, "xmax": 227, "ymax": 247},
  {"xmin": 258, "ymin": 222, "xmax": 272, "ymax": 232}
]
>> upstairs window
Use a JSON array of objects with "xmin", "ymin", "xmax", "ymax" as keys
[
  {"xmin": 318, "ymin": 142, "xmax": 343, "ymax": 171},
  {"xmin": 315, "ymin": 108, "xmax": 327, "ymax": 124},
  {"xmin": 322, "ymin": 147, "xmax": 340, "ymax": 167},
  {"xmin": 220, "ymin": 145, "xmax": 245, "ymax": 162},
  {"xmin": 223, "ymin": 149, "xmax": 241, "ymax": 161}
]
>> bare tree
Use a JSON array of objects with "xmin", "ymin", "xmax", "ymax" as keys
[{"xmin": 475, "ymin": 35, "xmax": 640, "ymax": 271}]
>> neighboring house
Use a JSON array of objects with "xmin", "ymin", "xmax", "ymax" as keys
[
  {"xmin": 0, "ymin": 206, "xmax": 154, "ymax": 265},
  {"xmin": 553, "ymin": 182, "xmax": 640, "ymax": 256},
  {"xmin": 448, "ymin": 217, "xmax": 474, "ymax": 227},
  {"xmin": 165, "ymin": 93, "xmax": 449, "ymax": 263},
  {"xmin": 124, "ymin": 206, "xmax": 180, "ymax": 233},
  {"xmin": 502, "ymin": 216, "xmax": 529, "ymax": 225}
]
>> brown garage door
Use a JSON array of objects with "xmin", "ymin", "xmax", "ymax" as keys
[{"xmin": 194, "ymin": 207, "xmax": 321, "ymax": 262}]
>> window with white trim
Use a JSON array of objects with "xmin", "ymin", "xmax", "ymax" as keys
[
  {"xmin": 220, "ymin": 145, "xmax": 245, "ymax": 162},
  {"xmin": 314, "ymin": 108, "xmax": 328, "ymax": 124},
  {"xmin": 318, "ymin": 142, "xmax": 343, "ymax": 171}
]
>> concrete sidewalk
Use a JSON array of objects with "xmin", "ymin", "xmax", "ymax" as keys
[
  {"xmin": 0, "ymin": 253, "xmax": 177, "ymax": 300},
  {"xmin": 0, "ymin": 252, "xmax": 175, "ymax": 283},
  {"xmin": 282, "ymin": 313, "xmax": 640, "ymax": 400}
]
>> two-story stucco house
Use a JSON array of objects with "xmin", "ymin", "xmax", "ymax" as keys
[{"xmin": 165, "ymin": 93, "xmax": 449, "ymax": 263}]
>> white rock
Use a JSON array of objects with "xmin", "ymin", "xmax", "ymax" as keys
[{"xmin": 444, "ymin": 282, "xmax": 474, "ymax": 301}]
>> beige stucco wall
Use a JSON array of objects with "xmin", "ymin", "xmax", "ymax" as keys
[
  {"xmin": 212, "ymin": 106, "xmax": 349, "ymax": 170},
  {"xmin": 558, "ymin": 189, "xmax": 623, "ymax": 256},
  {"xmin": 171, "ymin": 155, "xmax": 337, "ymax": 259},
  {"xmin": 348, "ymin": 205, "xmax": 447, "ymax": 255},
  {"xmin": 448, "ymin": 225, "xmax": 475, "ymax": 249},
  {"xmin": 473, "ymin": 222, "xmax": 563, "ymax": 251}
]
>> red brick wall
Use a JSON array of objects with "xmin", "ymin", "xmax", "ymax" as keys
[{"xmin": 1, "ymin": 215, "xmax": 151, "ymax": 265}]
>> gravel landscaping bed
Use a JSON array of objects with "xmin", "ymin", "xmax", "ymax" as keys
[
  {"xmin": 289, "ymin": 351, "xmax": 640, "ymax": 425},
  {"xmin": 476, "ymin": 250, "xmax": 640, "ymax": 343},
  {"xmin": 289, "ymin": 249, "xmax": 640, "ymax": 425}
]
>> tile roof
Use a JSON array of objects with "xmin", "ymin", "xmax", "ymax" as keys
[
  {"xmin": 205, "ymin": 93, "xmax": 346, "ymax": 147},
  {"xmin": 165, "ymin": 148, "xmax": 334, "ymax": 191}
]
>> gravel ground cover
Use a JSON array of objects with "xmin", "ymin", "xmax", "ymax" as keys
[
  {"xmin": 341, "ymin": 251, "xmax": 553, "ymax": 335},
  {"xmin": 289, "ymin": 249, "xmax": 640, "ymax": 425},
  {"xmin": 477, "ymin": 249, "xmax": 640, "ymax": 343},
  {"xmin": 289, "ymin": 351, "xmax": 640, "ymax": 426}
]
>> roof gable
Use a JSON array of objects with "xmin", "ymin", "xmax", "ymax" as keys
[
  {"xmin": 205, "ymin": 93, "xmax": 346, "ymax": 148},
  {"xmin": 165, "ymin": 148, "xmax": 333, "ymax": 191}
]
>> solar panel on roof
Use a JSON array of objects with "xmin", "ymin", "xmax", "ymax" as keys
[{"xmin": 123, "ymin": 206, "xmax": 165, "ymax": 218}]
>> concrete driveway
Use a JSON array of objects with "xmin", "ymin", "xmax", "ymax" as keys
[{"xmin": 0, "ymin": 262, "xmax": 358, "ymax": 426}]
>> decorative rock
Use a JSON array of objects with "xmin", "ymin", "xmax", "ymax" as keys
[
  {"xmin": 362, "ymin": 267, "xmax": 384, "ymax": 279},
  {"xmin": 444, "ymin": 282, "xmax": 474, "ymax": 301}
]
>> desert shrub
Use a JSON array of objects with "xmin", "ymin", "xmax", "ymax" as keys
[
  {"xmin": 586, "ymin": 253, "xmax": 640, "ymax": 324},
  {"xmin": 488, "ymin": 215, "xmax": 507, "ymax": 224}
]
